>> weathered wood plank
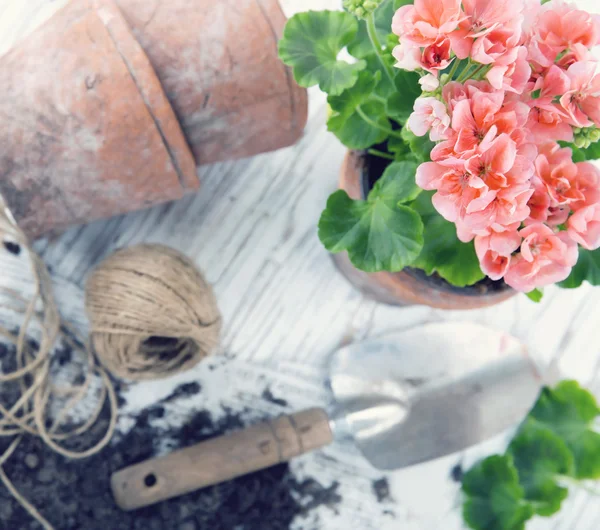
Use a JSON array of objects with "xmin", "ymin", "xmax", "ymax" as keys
[{"xmin": 1, "ymin": 1, "xmax": 600, "ymax": 528}]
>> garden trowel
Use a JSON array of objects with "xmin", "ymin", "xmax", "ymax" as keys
[{"xmin": 111, "ymin": 322, "xmax": 543, "ymax": 510}]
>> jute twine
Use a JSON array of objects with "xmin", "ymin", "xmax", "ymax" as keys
[
  {"xmin": 0, "ymin": 200, "xmax": 221, "ymax": 528},
  {"xmin": 86, "ymin": 244, "xmax": 221, "ymax": 381},
  {"xmin": 0, "ymin": 197, "xmax": 118, "ymax": 530}
]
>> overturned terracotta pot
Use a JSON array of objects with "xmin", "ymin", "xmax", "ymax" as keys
[
  {"xmin": 115, "ymin": 0, "xmax": 308, "ymax": 165},
  {"xmin": 335, "ymin": 151, "xmax": 516, "ymax": 310},
  {"xmin": 0, "ymin": 0, "xmax": 198, "ymax": 239},
  {"xmin": 0, "ymin": 0, "xmax": 307, "ymax": 239}
]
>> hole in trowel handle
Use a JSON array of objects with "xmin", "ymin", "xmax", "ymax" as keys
[{"xmin": 144, "ymin": 473, "xmax": 158, "ymax": 488}]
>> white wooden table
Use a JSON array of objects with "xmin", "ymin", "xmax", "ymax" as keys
[{"xmin": 2, "ymin": 1, "xmax": 600, "ymax": 529}]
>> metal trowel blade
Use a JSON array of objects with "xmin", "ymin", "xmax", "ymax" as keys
[{"xmin": 328, "ymin": 322, "xmax": 543, "ymax": 470}]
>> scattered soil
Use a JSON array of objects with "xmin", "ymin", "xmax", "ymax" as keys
[
  {"xmin": 450, "ymin": 462, "xmax": 464, "ymax": 483},
  {"xmin": 372, "ymin": 478, "xmax": 393, "ymax": 503},
  {"xmin": 0, "ymin": 342, "xmax": 342, "ymax": 530},
  {"xmin": 261, "ymin": 387, "xmax": 289, "ymax": 408},
  {"xmin": 3, "ymin": 240, "xmax": 21, "ymax": 256}
]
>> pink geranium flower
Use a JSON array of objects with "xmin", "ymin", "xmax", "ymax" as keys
[
  {"xmin": 526, "ymin": 66, "xmax": 573, "ymax": 143},
  {"xmin": 450, "ymin": 0, "xmax": 524, "ymax": 59},
  {"xmin": 528, "ymin": 1, "xmax": 600, "ymax": 69},
  {"xmin": 526, "ymin": 175, "xmax": 551, "ymax": 223},
  {"xmin": 572, "ymin": 162, "xmax": 600, "ymax": 210},
  {"xmin": 416, "ymin": 159, "xmax": 487, "ymax": 223},
  {"xmin": 392, "ymin": 40, "xmax": 423, "ymax": 72},
  {"xmin": 504, "ymin": 224, "xmax": 578, "ymax": 292},
  {"xmin": 561, "ymin": 62, "xmax": 600, "ymax": 128},
  {"xmin": 447, "ymin": 90, "xmax": 505, "ymax": 155},
  {"xmin": 392, "ymin": 0, "xmax": 463, "ymax": 47},
  {"xmin": 568, "ymin": 203, "xmax": 600, "ymax": 250},
  {"xmin": 408, "ymin": 97, "xmax": 451, "ymax": 141},
  {"xmin": 535, "ymin": 142, "xmax": 583, "ymax": 206},
  {"xmin": 457, "ymin": 182, "xmax": 534, "ymax": 241},
  {"xmin": 486, "ymin": 46, "xmax": 531, "ymax": 94},
  {"xmin": 475, "ymin": 229, "xmax": 522, "ymax": 280},
  {"xmin": 421, "ymin": 38, "xmax": 454, "ymax": 73}
]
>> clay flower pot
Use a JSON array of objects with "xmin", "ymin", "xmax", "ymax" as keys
[
  {"xmin": 0, "ymin": 0, "xmax": 307, "ymax": 239},
  {"xmin": 334, "ymin": 151, "xmax": 516, "ymax": 310},
  {"xmin": 0, "ymin": 0, "xmax": 198, "ymax": 239},
  {"xmin": 114, "ymin": 0, "xmax": 308, "ymax": 165}
]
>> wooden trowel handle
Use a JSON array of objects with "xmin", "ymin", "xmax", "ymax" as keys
[{"xmin": 111, "ymin": 408, "xmax": 333, "ymax": 511}]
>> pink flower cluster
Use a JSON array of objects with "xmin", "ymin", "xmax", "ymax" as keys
[{"xmin": 393, "ymin": 0, "xmax": 600, "ymax": 292}]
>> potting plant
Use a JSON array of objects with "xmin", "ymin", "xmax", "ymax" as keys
[{"xmin": 279, "ymin": 0, "xmax": 600, "ymax": 302}]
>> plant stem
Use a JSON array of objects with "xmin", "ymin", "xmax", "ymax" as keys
[
  {"xmin": 356, "ymin": 106, "xmax": 404, "ymax": 140},
  {"xmin": 456, "ymin": 59, "xmax": 474, "ymax": 83},
  {"xmin": 446, "ymin": 59, "xmax": 460, "ymax": 81},
  {"xmin": 469, "ymin": 64, "xmax": 487, "ymax": 81},
  {"xmin": 368, "ymin": 149, "xmax": 395, "ymax": 160},
  {"xmin": 366, "ymin": 13, "xmax": 395, "ymax": 86},
  {"xmin": 371, "ymin": 94, "xmax": 388, "ymax": 104}
]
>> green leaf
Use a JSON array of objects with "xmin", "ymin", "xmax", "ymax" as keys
[
  {"xmin": 531, "ymin": 89, "xmax": 541, "ymax": 100},
  {"xmin": 278, "ymin": 11, "xmax": 367, "ymax": 96},
  {"xmin": 327, "ymin": 71, "xmax": 391, "ymax": 149},
  {"xmin": 509, "ymin": 421, "xmax": 573, "ymax": 516},
  {"xmin": 386, "ymin": 71, "xmax": 421, "ymax": 124},
  {"xmin": 462, "ymin": 455, "xmax": 535, "ymax": 530},
  {"xmin": 401, "ymin": 126, "xmax": 435, "ymax": 162},
  {"xmin": 411, "ymin": 192, "xmax": 485, "ymax": 287},
  {"xmin": 582, "ymin": 140, "xmax": 600, "ymax": 160},
  {"xmin": 318, "ymin": 161, "xmax": 424, "ymax": 272},
  {"xmin": 558, "ymin": 248, "xmax": 600, "ymax": 288},
  {"xmin": 394, "ymin": 0, "xmax": 413, "ymax": 8},
  {"xmin": 525, "ymin": 289, "xmax": 544, "ymax": 303},
  {"xmin": 381, "ymin": 161, "xmax": 421, "ymax": 203},
  {"xmin": 557, "ymin": 140, "xmax": 600, "ymax": 162},
  {"xmin": 529, "ymin": 381, "xmax": 600, "ymax": 479}
]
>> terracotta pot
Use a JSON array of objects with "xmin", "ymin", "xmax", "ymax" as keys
[
  {"xmin": 0, "ymin": 0, "xmax": 197, "ymax": 239},
  {"xmin": 114, "ymin": 0, "xmax": 308, "ymax": 165},
  {"xmin": 335, "ymin": 151, "xmax": 516, "ymax": 310}
]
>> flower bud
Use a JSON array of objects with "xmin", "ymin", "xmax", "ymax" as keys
[{"xmin": 343, "ymin": 0, "xmax": 385, "ymax": 18}]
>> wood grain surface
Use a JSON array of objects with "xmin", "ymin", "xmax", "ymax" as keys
[{"xmin": 1, "ymin": 1, "xmax": 600, "ymax": 529}]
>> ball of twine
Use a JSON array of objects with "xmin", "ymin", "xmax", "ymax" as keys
[{"xmin": 85, "ymin": 244, "xmax": 221, "ymax": 381}]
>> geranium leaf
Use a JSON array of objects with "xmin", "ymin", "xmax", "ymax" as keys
[
  {"xmin": 528, "ymin": 381, "xmax": 600, "ymax": 479},
  {"xmin": 278, "ymin": 11, "xmax": 367, "ymax": 96},
  {"xmin": 387, "ymin": 71, "xmax": 422, "ymax": 124},
  {"xmin": 525, "ymin": 289, "xmax": 544, "ymax": 303},
  {"xmin": 411, "ymin": 192, "xmax": 485, "ymax": 287},
  {"xmin": 327, "ymin": 71, "xmax": 391, "ymax": 149},
  {"xmin": 381, "ymin": 160, "xmax": 421, "ymax": 203},
  {"xmin": 462, "ymin": 455, "xmax": 535, "ymax": 530},
  {"xmin": 558, "ymin": 248, "xmax": 600, "ymax": 288},
  {"xmin": 318, "ymin": 163, "xmax": 424, "ymax": 272},
  {"xmin": 401, "ymin": 126, "xmax": 435, "ymax": 162},
  {"xmin": 394, "ymin": 0, "xmax": 414, "ymax": 8},
  {"xmin": 582, "ymin": 140, "xmax": 600, "ymax": 160},
  {"xmin": 508, "ymin": 421, "xmax": 573, "ymax": 516}
]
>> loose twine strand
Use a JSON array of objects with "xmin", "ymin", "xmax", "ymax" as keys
[
  {"xmin": 0, "ymin": 197, "xmax": 118, "ymax": 530},
  {"xmin": 0, "ymin": 198, "xmax": 221, "ymax": 529}
]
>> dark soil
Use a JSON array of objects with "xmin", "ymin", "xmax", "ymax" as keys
[
  {"xmin": 361, "ymin": 148, "xmax": 510, "ymax": 295},
  {"xmin": 3, "ymin": 240, "xmax": 21, "ymax": 256},
  {"xmin": 372, "ymin": 478, "xmax": 392, "ymax": 503},
  {"xmin": 261, "ymin": 387, "xmax": 289, "ymax": 408},
  {"xmin": 450, "ymin": 462, "xmax": 464, "ymax": 483},
  {"xmin": 0, "ymin": 342, "xmax": 342, "ymax": 530}
]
